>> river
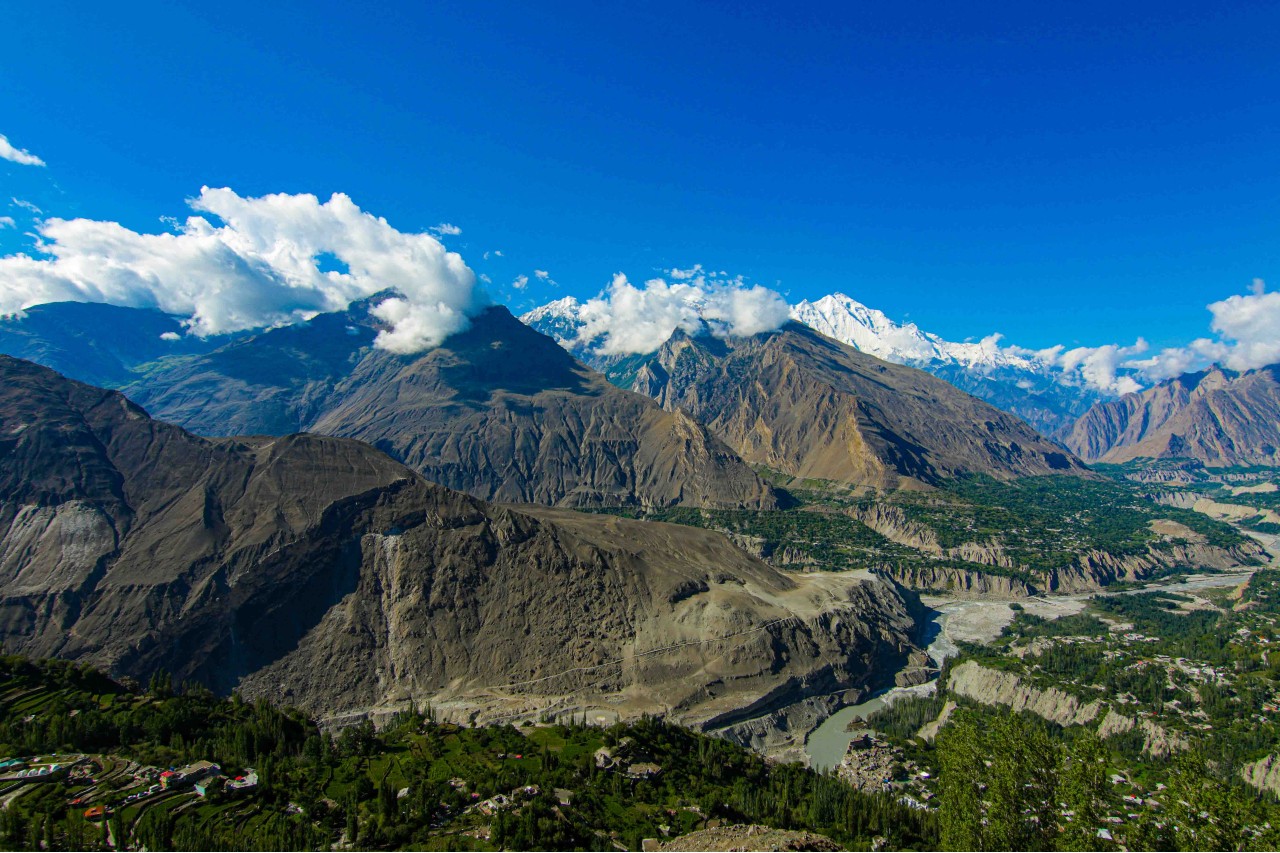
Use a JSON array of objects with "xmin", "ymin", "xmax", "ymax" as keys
[{"xmin": 803, "ymin": 568, "xmax": 1258, "ymax": 771}]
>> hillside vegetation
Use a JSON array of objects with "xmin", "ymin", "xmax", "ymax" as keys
[{"xmin": 0, "ymin": 657, "xmax": 936, "ymax": 851}]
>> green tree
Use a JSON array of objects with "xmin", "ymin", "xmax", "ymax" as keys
[
  {"xmin": 1058, "ymin": 733, "xmax": 1108, "ymax": 851},
  {"xmin": 938, "ymin": 716, "xmax": 986, "ymax": 851}
]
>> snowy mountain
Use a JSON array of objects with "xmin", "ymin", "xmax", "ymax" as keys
[
  {"xmin": 520, "ymin": 292, "xmax": 1114, "ymax": 437},
  {"xmin": 789, "ymin": 294, "xmax": 1040, "ymax": 371}
]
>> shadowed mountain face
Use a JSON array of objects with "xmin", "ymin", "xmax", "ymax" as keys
[
  {"xmin": 1066, "ymin": 365, "xmax": 1280, "ymax": 466},
  {"xmin": 120, "ymin": 301, "xmax": 777, "ymax": 509},
  {"xmin": 0, "ymin": 356, "xmax": 918, "ymax": 725},
  {"xmin": 0, "ymin": 301, "xmax": 243, "ymax": 388},
  {"xmin": 609, "ymin": 324, "xmax": 1086, "ymax": 489}
]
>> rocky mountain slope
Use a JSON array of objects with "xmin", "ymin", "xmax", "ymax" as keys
[
  {"xmin": 115, "ymin": 299, "xmax": 777, "ymax": 509},
  {"xmin": 1065, "ymin": 364, "xmax": 1280, "ymax": 466},
  {"xmin": 601, "ymin": 324, "xmax": 1086, "ymax": 489},
  {"xmin": 0, "ymin": 356, "xmax": 919, "ymax": 730}
]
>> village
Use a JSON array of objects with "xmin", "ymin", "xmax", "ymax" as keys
[{"xmin": 0, "ymin": 750, "xmax": 260, "ymax": 847}]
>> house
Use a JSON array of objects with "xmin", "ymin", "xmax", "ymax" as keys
[
  {"xmin": 626, "ymin": 763, "xmax": 662, "ymax": 779},
  {"xmin": 181, "ymin": 760, "xmax": 221, "ymax": 781},
  {"xmin": 194, "ymin": 776, "xmax": 224, "ymax": 798},
  {"xmin": 226, "ymin": 770, "xmax": 259, "ymax": 796},
  {"xmin": 161, "ymin": 760, "xmax": 222, "ymax": 789}
]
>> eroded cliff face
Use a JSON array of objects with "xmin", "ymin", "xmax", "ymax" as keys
[
  {"xmin": 0, "ymin": 356, "xmax": 920, "ymax": 734},
  {"xmin": 879, "ymin": 566, "xmax": 1035, "ymax": 598},
  {"xmin": 879, "ymin": 538, "xmax": 1263, "ymax": 597},
  {"xmin": 947, "ymin": 661, "xmax": 1187, "ymax": 757}
]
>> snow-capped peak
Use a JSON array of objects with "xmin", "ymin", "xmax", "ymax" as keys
[{"xmin": 791, "ymin": 293, "xmax": 1040, "ymax": 372}]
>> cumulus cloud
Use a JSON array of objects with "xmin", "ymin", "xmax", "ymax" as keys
[
  {"xmin": 1056, "ymin": 340, "xmax": 1149, "ymax": 395},
  {"xmin": 995, "ymin": 338, "xmax": 1147, "ymax": 395},
  {"xmin": 511, "ymin": 274, "xmax": 528, "ymax": 291},
  {"xmin": 0, "ymin": 135, "xmax": 45, "ymax": 167},
  {"xmin": 0, "ymin": 187, "xmax": 483, "ymax": 352},
  {"xmin": 429, "ymin": 222, "xmax": 461, "ymax": 237},
  {"xmin": 1130, "ymin": 280, "xmax": 1280, "ymax": 381},
  {"xmin": 575, "ymin": 271, "xmax": 790, "ymax": 355},
  {"xmin": 0, "ymin": 217, "xmax": 13, "ymax": 229}
]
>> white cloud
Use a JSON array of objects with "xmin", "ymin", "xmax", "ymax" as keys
[
  {"xmin": 429, "ymin": 222, "xmax": 461, "ymax": 237},
  {"xmin": 159, "ymin": 331, "xmax": 181, "ymax": 341},
  {"xmin": 0, "ymin": 187, "xmax": 483, "ymax": 352},
  {"xmin": 0, "ymin": 135, "xmax": 45, "ymax": 167},
  {"xmin": 1057, "ymin": 340, "xmax": 1149, "ymax": 395},
  {"xmin": 1130, "ymin": 281, "xmax": 1280, "ymax": 381},
  {"xmin": 0, "ymin": 217, "xmax": 13, "ymax": 229},
  {"xmin": 575, "ymin": 272, "xmax": 790, "ymax": 355},
  {"xmin": 483, "ymin": 249, "xmax": 503, "ymax": 260},
  {"xmin": 511, "ymin": 274, "xmax": 528, "ymax": 291},
  {"xmin": 10, "ymin": 198, "xmax": 41, "ymax": 214}
]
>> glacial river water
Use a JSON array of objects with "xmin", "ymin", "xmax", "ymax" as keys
[{"xmin": 803, "ymin": 568, "xmax": 1260, "ymax": 771}]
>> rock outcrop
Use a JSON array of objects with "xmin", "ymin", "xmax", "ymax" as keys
[
  {"xmin": 1094, "ymin": 709, "xmax": 1189, "ymax": 759},
  {"xmin": 948, "ymin": 662, "xmax": 1188, "ymax": 756},
  {"xmin": 1242, "ymin": 754, "xmax": 1280, "ymax": 796},
  {"xmin": 881, "ymin": 566, "xmax": 1036, "ymax": 598},
  {"xmin": 946, "ymin": 661, "xmax": 1105, "ymax": 726},
  {"xmin": 1066, "ymin": 364, "xmax": 1280, "ymax": 466}
]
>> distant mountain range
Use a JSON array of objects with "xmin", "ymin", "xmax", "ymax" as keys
[
  {"xmin": 6, "ymin": 296, "xmax": 1276, "ymax": 479},
  {"xmin": 1065, "ymin": 364, "xmax": 1280, "ymax": 466},
  {"xmin": 523, "ymin": 292, "xmax": 1116, "ymax": 436},
  {"xmin": 119, "ymin": 298, "xmax": 780, "ymax": 510},
  {"xmin": 0, "ymin": 301, "xmax": 243, "ymax": 387},
  {"xmin": 0, "ymin": 298, "xmax": 1091, "ymax": 494}
]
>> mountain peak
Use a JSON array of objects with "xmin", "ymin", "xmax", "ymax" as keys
[{"xmin": 1066, "ymin": 362, "xmax": 1280, "ymax": 466}]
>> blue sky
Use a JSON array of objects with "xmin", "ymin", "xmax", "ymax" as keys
[{"xmin": 1, "ymin": 0, "xmax": 1277, "ymax": 354}]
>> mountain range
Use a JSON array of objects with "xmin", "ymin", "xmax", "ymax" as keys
[
  {"xmin": 114, "ymin": 299, "xmax": 779, "ymax": 510},
  {"xmin": 2, "ymin": 298, "xmax": 1088, "ymax": 495},
  {"xmin": 0, "ymin": 355, "xmax": 920, "ymax": 734},
  {"xmin": 1066, "ymin": 364, "xmax": 1280, "ymax": 466},
  {"xmin": 599, "ymin": 323, "xmax": 1082, "ymax": 488},
  {"xmin": 523, "ymin": 292, "xmax": 1115, "ymax": 437}
]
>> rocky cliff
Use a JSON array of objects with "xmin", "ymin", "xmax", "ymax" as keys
[
  {"xmin": 881, "ymin": 537, "xmax": 1262, "ymax": 597},
  {"xmin": 1242, "ymin": 754, "xmax": 1280, "ymax": 796},
  {"xmin": 947, "ymin": 661, "xmax": 1187, "ymax": 756},
  {"xmin": 0, "ymin": 356, "xmax": 917, "ymax": 731},
  {"xmin": 1066, "ymin": 364, "xmax": 1280, "ymax": 466}
]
